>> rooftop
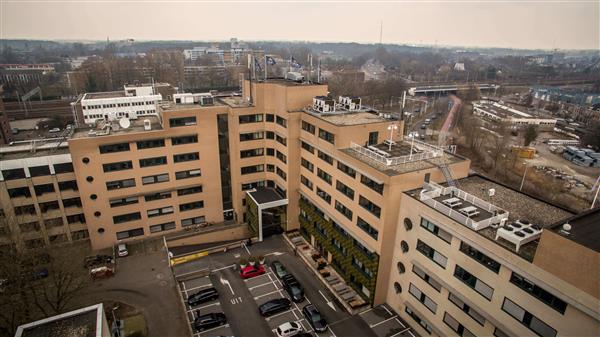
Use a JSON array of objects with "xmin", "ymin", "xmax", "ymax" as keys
[
  {"xmin": 408, "ymin": 175, "xmax": 573, "ymax": 261},
  {"xmin": 341, "ymin": 138, "xmax": 465, "ymax": 175},
  {"xmin": 474, "ymin": 100, "xmax": 555, "ymax": 120},
  {"xmin": 247, "ymin": 187, "xmax": 286, "ymax": 205},
  {"xmin": 0, "ymin": 144, "xmax": 70, "ymax": 160},
  {"xmin": 550, "ymin": 208, "xmax": 600, "ymax": 253},
  {"xmin": 72, "ymin": 115, "xmax": 162, "ymax": 139},
  {"xmin": 15, "ymin": 304, "xmax": 104, "ymax": 337},
  {"xmin": 83, "ymin": 91, "xmax": 127, "ymax": 100},
  {"xmin": 304, "ymin": 110, "xmax": 392, "ymax": 126}
]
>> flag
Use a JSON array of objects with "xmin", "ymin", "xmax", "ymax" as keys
[
  {"xmin": 254, "ymin": 57, "xmax": 262, "ymax": 72},
  {"xmin": 291, "ymin": 57, "xmax": 302, "ymax": 69},
  {"xmin": 266, "ymin": 56, "xmax": 276, "ymax": 65}
]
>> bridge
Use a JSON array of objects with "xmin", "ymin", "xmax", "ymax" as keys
[{"xmin": 408, "ymin": 83, "xmax": 499, "ymax": 96}]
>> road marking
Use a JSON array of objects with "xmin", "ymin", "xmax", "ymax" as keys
[
  {"xmin": 319, "ymin": 290, "xmax": 337, "ymax": 312},
  {"xmin": 249, "ymin": 281, "xmax": 276, "ymax": 290},
  {"xmin": 212, "ymin": 264, "xmax": 236, "ymax": 272},
  {"xmin": 197, "ymin": 323, "xmax": 229, "ymax": 335},
  {"xmin": 265, "ymin": 251, "xmax": 284, "ymax": 256},
  {"xmin": 265, "ymin": 308, "xmax": 298, "ymax": 321},
  {"xmin": 370, "ymin": 315, "xmax": 398, "ymax": 328},
  {"xmin": 181, "ymin": 281, "xmax": 189, "ymax": 297},
  {"xmin": 182, "ymin": 283, "xmax": 213, "ymax": 293},
  {"xmin": 389, "ymin": 327, "xmax": 412, "ymax": 337},
  {"xmin": 230, "ymin": 296, "xmax": 243, "ymax": 305},
  {"xmin": 176, "ymin": 268, "xmax": 210, "ymax": 278},
  {"xmin": 408, "ymin": 330, "xmax": 416, "ymax": 337},
  {"xmin": 395, "ymin": 317, "xmax": 406, "ymax": 329},
  {"xmin": 358, "ymin": 307, "xmax": 373, "ymax": 315},
  {"xmin": 241, "ymin": 242, "xmax": 251, "ymax": 255},
  {"xmin": 220, "ymin": 276, "xmax": 235, "ymax": 295},
  {"xmin": 187, "ymin": 302, "xmax": 220, "ymax": 313},
  {"xmin": 327, "ymin": 325, "xmax": 338, "ymax": 337},
  {"xmin": 254, "ymin": 289, "xmax": 283, "ymax": 300},
  {"xmin": 381, "ymin": 304, "xmax": 393, "ymax": 317}
]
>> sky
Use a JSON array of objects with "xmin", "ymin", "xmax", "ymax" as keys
[{"xmin": 1, "ymin": 0, "xmax": 599, "ymax": 50}]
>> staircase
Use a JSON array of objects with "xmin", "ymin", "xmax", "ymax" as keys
[{"xmin": 438, "ymin": 160, "xmax": 458, "ymax": 187}]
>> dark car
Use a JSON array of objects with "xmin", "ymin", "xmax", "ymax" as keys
[
  {"xmin": 194, "ymin": 312, "xmax": 227, "ymax": 331},
  {"xmin": 271, "ymin": 260, "xmax": 288, "ymax": 279},
  {"xmin": 259, "ymin": 298, "xmax": 291, "ymax": 317},
  {"xmin": 302, "ymin": 304, "xmax": 328, "ymax": 333},
  {"xmin": 187, "ymin": 287, "xmax": 219, "ymax": 307},
  {"xmin": 420, "ymin": 124, "xmax": 426, "ymax": 129},
  {"xmin": 282, "ymin": 274, "xmax": 304, "ymax": 303}
]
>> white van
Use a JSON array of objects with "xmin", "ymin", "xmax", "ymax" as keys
[{"xmin": 117, "ymin": 243, "xmax": 129, "ymax": 257}]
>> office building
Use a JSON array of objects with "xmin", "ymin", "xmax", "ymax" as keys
[{"xmin": 385, "ymin": 175, "xmax": 599, "ymax": 337}]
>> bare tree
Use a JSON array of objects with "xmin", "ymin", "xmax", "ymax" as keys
[{"xmin": 523, "ymin": 125, "xmax": 538, "ymax": 146}]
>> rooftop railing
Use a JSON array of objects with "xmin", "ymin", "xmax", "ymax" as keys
[{"xmin": 350, "ymin": 139, "xmax": 443, "ymax": 167}]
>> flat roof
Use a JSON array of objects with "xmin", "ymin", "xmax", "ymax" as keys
[
  {"xmin": 83, "ymin": 91, "xmax": 126, "ymax": 99},
  {"xmin": 304, "ymin": 110, "xmax": 392, "ymax": 126},
  {"xmin": 72, "ymin": 115, "xmax": 162, "ymax": 139},
  {"xmin": 551, "ymin": 208, "xmax": 600, "ymax": 252},
  {"xmin": 475, "ymin": 100, "xmax": 555, "ymax": 120},
  {"xmin": 408, "ymin": 175, "xmax": 573, "ymax": 261},
  {"xmin": 247, "ymin": 187, "xmax": 286, "ymax": 204},
  {"xmin": 16, "ymin": 304, "xmax": 103, "ymax": 337},
  {"xmin": 0, "ymin": 145, "xmax": 70, "ymax": 160}
]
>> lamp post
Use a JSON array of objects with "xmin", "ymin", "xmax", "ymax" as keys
[
  {"xmin": 519, "ymin": 162, "xmax": 529, "ymax": 191},
  {"xmin": 387, "ymin": 124, "xmax": 398, "ymax": 151},
  {"xmin": 112, "ymin": 306, "xmax": 121, "ymax": 337}
]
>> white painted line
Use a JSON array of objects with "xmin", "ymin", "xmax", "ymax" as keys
[
  {"xmin": 212, "ymin": 264, "xmax": 236, "ymax": 272},
  {"xmin": 220, "ymin": 276, "xmax": 235, "ymax": 295},
  {"xmin": 177, "ymin": 269, "xmax": 210, "ymax": 278},
  {"xmin": 370, "ymin": 315, "xmax": 398, "ymax": 328},
  {"xmin": 358, "ymin": 307, "xmax": 373, "ymax": 315},
  {"xmin": 408, "ymin": 330, "xmax": 416, "ymax": 337},
  {"xmin": 254, "ymin": 289, "xmax": 284, "ymax": 300},
  {"xmin": 181, "ymin": 281, "xmax": 189, "ymax": 297},
  {"xmin": 265, "ymin": 251, "xmax": 284, "ymax": 256},
  {"xmin": 395, "ymin": 317, "xmax": 406, "ymax": 329},
  {"xmin": 265, "ymin": 308, "xmax": 297, "ymax": 321},
  {"xmin": 249, "ymin": 281, "xmax": 277, "ymax": 291},
  {"xmin": 381, "ymin": 304, "xmax": 393, "ymax": 317},
  {"xmin": 242, "ymin": 242, "xmax": 251, "ymax": 255},
  {"xmin": 197, "ymin": 323, "xmax": 229, "ymax": 335},
  {"xmin": 183, "ymin": 283, "xmax": 213, "ymax": 293},
  {"xmin": 319, "ymin": 290, "xmax": 337, "ymax": 312},
  {"xmin": 186, "ymin": 302, "xmax": 220, "ymax": 313},
  {"xmin": 327, "ymin": 325, "xmax": 338, "ymax": 337},
  {"xmin": 389, "ymin": 327, "xmax": 412, "ymax": 337}
]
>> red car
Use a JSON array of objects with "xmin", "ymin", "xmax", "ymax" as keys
[{"xmin": 240, "ymin": 264, "xmax": 266, "ymax": 279}]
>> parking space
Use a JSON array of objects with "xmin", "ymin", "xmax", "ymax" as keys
[
  {"xmin": 359, "ymin": 305, "xmax": 416, "ymax": 337},
  {"xmin": 179, "ymin": 275, "xmax": 234, "ymax": 337}
]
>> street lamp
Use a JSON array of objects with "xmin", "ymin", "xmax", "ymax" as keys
[
  {"xmin": 519, "ymin": 162, "xmax": 529, "ymax": 191},
  {"xmin": 387, "ymin": 124, "xmax": 398, "ymax": 151}
]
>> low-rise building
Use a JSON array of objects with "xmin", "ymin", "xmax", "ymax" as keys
[
  {"xmin": 473, "ymin": 100, "xmax": 557, "ymax": 129},
  {"xmin": 15, "ymin": 303, "xmax": 110, "ymax": 337}
]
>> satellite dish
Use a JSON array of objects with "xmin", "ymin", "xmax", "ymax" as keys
[
  {"xmin": 119, "ymin": 117, "xmax": 131, "ymax": 129},
  {"xmin": 562, "ymin": 223, "xmax": 572, "ymax": 232}
]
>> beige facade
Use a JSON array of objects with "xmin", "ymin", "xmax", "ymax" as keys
[{"xmin": 385, "ymin": 176, "xmax": 599, "ymax": 337}]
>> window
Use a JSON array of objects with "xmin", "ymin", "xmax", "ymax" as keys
[
  {"xmin": 240, "ymin": 131, "xmax": 264, "ymax": 141},
  {"xmin": 136, "ymin": 138, "xmax": 165, "ymax": 149},
  {"xmin": 352, "ymin": 256, "xmax": 373, "ymax": 277},
  {"xmin": 405, "ymin": 307, "xmax": 433, "ymax": 335},
  {"xmin": 8, "ymin": 187, "xmax": 31, "ymax": 198},
  {"xmin": 29, "ymin": 165, "xmax": 51, "ymax": 177},
  {"xmin": 301, "ymin": 158, "xmax": 314, "ymax": 172},
  {"xmin": 177, "ymin": 185, "xmax": 203, "ymax": 196},
  {"xmin": 67, "ymin": 214, "xmax": 86, "ymax": 224},
  {"xmin": 276, "ymin": 116, "xmax": 287, "ymax": 128},
  {"xmin": 275, "ymin": 134, "xmax": 287, "ymax": 146},
  {"xmin": 241, "ymin": 165, "xmax": 264, "ymax": 175},
  {"xmin": 116, "ymin": 227, "xmax": 144, "ymax": 240},
  {"xmin": 460, "ymin": 242, "xmax": 501, "ymax": 273},
  {"xmin": 318, "ymin": 150, "xmax": 334, "ymax": 165},
  {"xmin": 171, "ymin": 135, "xmax": 198, "ymax": 145},
  {"xmin": 301, "ymin": 175, "xmax": 313, "ymax": 190},
  {"xmin": 454, "ymin": 265, "xmax": 494, "ymax": 300},
  {"xmin": 316, "ymin": 187, "xmax": 332, "ymax": 204},
  {"xmin": 397, "ymin": 262, "xmax": 406, "ymax": 274},
  {"xmin": 509, "ymin": 272, "xmax": 567, "ymax": 314},
  {"xmin": 99, "ymin": 142, "xmax": 130, "ymax": 154},
  {"xmin": 266, "ymin": 113, "xmax": 275, "ymax": 122},
  {"xmin": 336, "ymin": 181, "xmax": 354, "ymax": 200},
  {"xmin": 443, "ymin": 312, "xmax": 475, "ymax": 337},
  {"xmin": 494, "ymin": 328, "xmax": 510, "ymax": 337},
  {"xmin": 335, "ymin": 200, "xmax": 353, "ymax": 220},
  {"xmin": 368, "ymin": 131, "xmax": 379, "ymax": 145},
  {"xmin": 176, "ymin": 169, "xmax": 201, "ymax": 180},
  {"xmin": 239, "ymin": 114, "xmax": 263, "ymax": 124},
  {"xmin": 240, "ymin": 148, "xmax": 264, "ymax": 158},
  {"xmin": 502, "ymin": 298, "xmax": 557, "ymax": 337},
  {"xmin": 139, "ymin": 156, "xmax": 167, "ymax": 167},
  {"xmin": 53, "ymin": 162, "xmax": 74, "ymax": 173},
  {"xmin": 266, "ymin": 131, "xmax": 275, "ymax": 139},
  {"xmin": 267, "ymin": 164, "xmax": 275, "ymax": 172},
  {"xmin": 317, "ymin": 168, "xmax": 332, "ymax": 185},
  {"xmin": 169, "ymin": 116, "xmax": 196, "ymax": 127},
  {"xmin": 337, "ymin": 162, "xmax": 356, "ymax": 178},
  {"xmin": 182, "ymin": 216, "xmax": 206, "ymax": 227},
  {"xmin": 361, "ymin": 175, "xmax": 384, "ymax": 194},
  {"xmin": 421, "ymin": 218, "xmax": 453, "ymax": 244},
  {"xmin": 147, "ymin": 206, "xmax": 174, "ymax": 218},
  {"xmin": 20, "ymin": 221, "xmax": 40, "ymax": 232},
  {"xmin": 2, "ymin": 168, "xmax": 26, "ymax": 180},
  {"xmin": 331, "ymin": 237, "xmax": 348, "ymax": 256},
  {"xmin": 103, "ymin": 160, "xmax": 133, "ymax": 172},
  {"xmin": 58, "ymin": 180, "xmax": 78, "ymax": 191},
  {"xmin": 113, "ymin": 212, "xmax": 141, "ymax": 224},
  {"xmin": 179, "ymin": 201, "xmax": 204, "ymax": 212},
  {"xmin": 412, "ymin": 265, "xmax": 442, "ymax": 292},
  {"xmin": 40, "ymin": 201, "xmax": 60, "ymax": 213},
  {"xmin": 394, "ymin": 282, "xmax": 402, "ymax": 294},
  {"xmin": 110, "ymin": 196, "xmax": 139, "ymax": 207},
  {"xmin": 174, "ymin": 152, "xmax": 200, "ymax": 163},
  {"xmin": 62, "ymin": 197, "xmax": 82, "ymax": 208},
  {"xmin": 301, "ymin": 141, "xmax": 314, "ymax": 154},
  {"xmin": 276, "ymin": 167, "xmax": 287, "ymax": 181},
  {"xmin": 276, "ymin": 150, "xmax": 286, "ymax": 164},
  {"xmin": 358, "ymin": 196, "xmax": 381, "ymax": 218},
  {"xmin": 416, "ymin": 240, "xmax": 447, "ymax": 268},
  {"xmin": 266, "ymin": 148, "xmax": 275, "ymax": 156},
  {"xmin": 34, "ymin": 183, "xmax": 55, "ymax": 196},
  {"xmin": 302, "ymin": 121, "xmax": 315, "ymax": 134},
  {"xmin": 242, "ymin": 181, "xmax": 266, "ymax": 191},
  {"xmin": 144, "ymin": 191, "xmax": 172, "ymax": 202},
  {"xmin": 142, "ymin": 173, "xmax": 169, "ymax": 185},
  {"xmin": 409, "ymin": 283, "xmax": 437, "ymax": 313},
  {"xmin": 448, "ymin": 292, "xmax": 486, "ymax": 326},
  {"xmin": 318, "ymin": 128, "xmax": 335, "ymax": 144},
  {"xmin": 357, "ymin": 217, "xmax": 378, "ymax": 240},
  {"xmin": 106, "ymin": 178, "xmax": 135, "ymax": 190},
  {"xmin": 150, "ymin": 222, "xmax": 176, "ymax": 233},
  {"xmin": 15, "ymin": 205, "xmax": 36, "ymax": 215}
]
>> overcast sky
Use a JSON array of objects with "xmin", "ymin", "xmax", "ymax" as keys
[{"xmin": 1, "ymin": 0, "xmax": 598, "ymax": 50}]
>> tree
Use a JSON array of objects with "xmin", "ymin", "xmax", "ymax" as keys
[
  {"xmin": 523, "ymin": 125, "xmax": 538, "ymax": 146},
  {"xmin": 457, "ymin": 85, "xmax": 481, "ymax": 102}
]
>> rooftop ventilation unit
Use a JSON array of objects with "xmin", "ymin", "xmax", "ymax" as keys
[
  {"xmin": 339, "ymin": 96, "xmax": 361, "ymax": 111},
  {"xmin": 198, "ymin": 93, "xmax": 214, "ymax": 106},
  {"xmin": 495, "ymin": 219, "xmax": 542, "ymax": 252},
  {"xmin": 286, "ymin": 72, "xmax": 304, "ymax": 82},
  {"xmin": 313, "ymin": 96, "xmax": 336, "ymax": 113}
]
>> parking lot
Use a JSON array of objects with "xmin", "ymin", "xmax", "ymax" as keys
[
  {"xmin": 173, "ymin": 235, "xmax": 416, "ymax": 337},
  {"xmin": 360, "ymin": 305, "xmax": 416, "ymax": 337}
]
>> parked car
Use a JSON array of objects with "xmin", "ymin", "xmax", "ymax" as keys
[
  {"xmin": 282, "ymin": 274, "xmax": 304, "ymax": 302},
  {"xmin": 420, "ymin": 124, "xmax": 426, "ymax": 129},
  {"xmin": 271, "ymin": 260, "xmax": 288, "ymax": 279},
  {"xmin": 302, "ymin": 304, "xmax": 328, "ymax": 333},
  {"xmin": 48, "ymin": 127, "xmax": 61, "ymax": 133},
  {"xmin": 84, "ymin": 255, "xmax": 114, "ymax": 268},
  {"xmin": 187, "ymin": 287, "xmax": 219, "ymax": 307},
  {"xmin": 194, "ymin": 312, "xmax": 227, "ymax": 331},
  {"xmin": 259, "ymin": 298, "xmax": 291, "ymax": 317},
  {"xmin": 240, "ymin": 264, "xmax": 265, "ymax": 279},
  {"xmin": 276, "ymin": 321, "xmax": 303, "ymax": 337},
  {"xmin": 117, "ymin": 243, "xmax": 128, "ymax": 257}
]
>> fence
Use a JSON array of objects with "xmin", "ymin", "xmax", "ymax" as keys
[{"xmin": 350, "ymin": 141, "xmax": 443, "ymax": 167}]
